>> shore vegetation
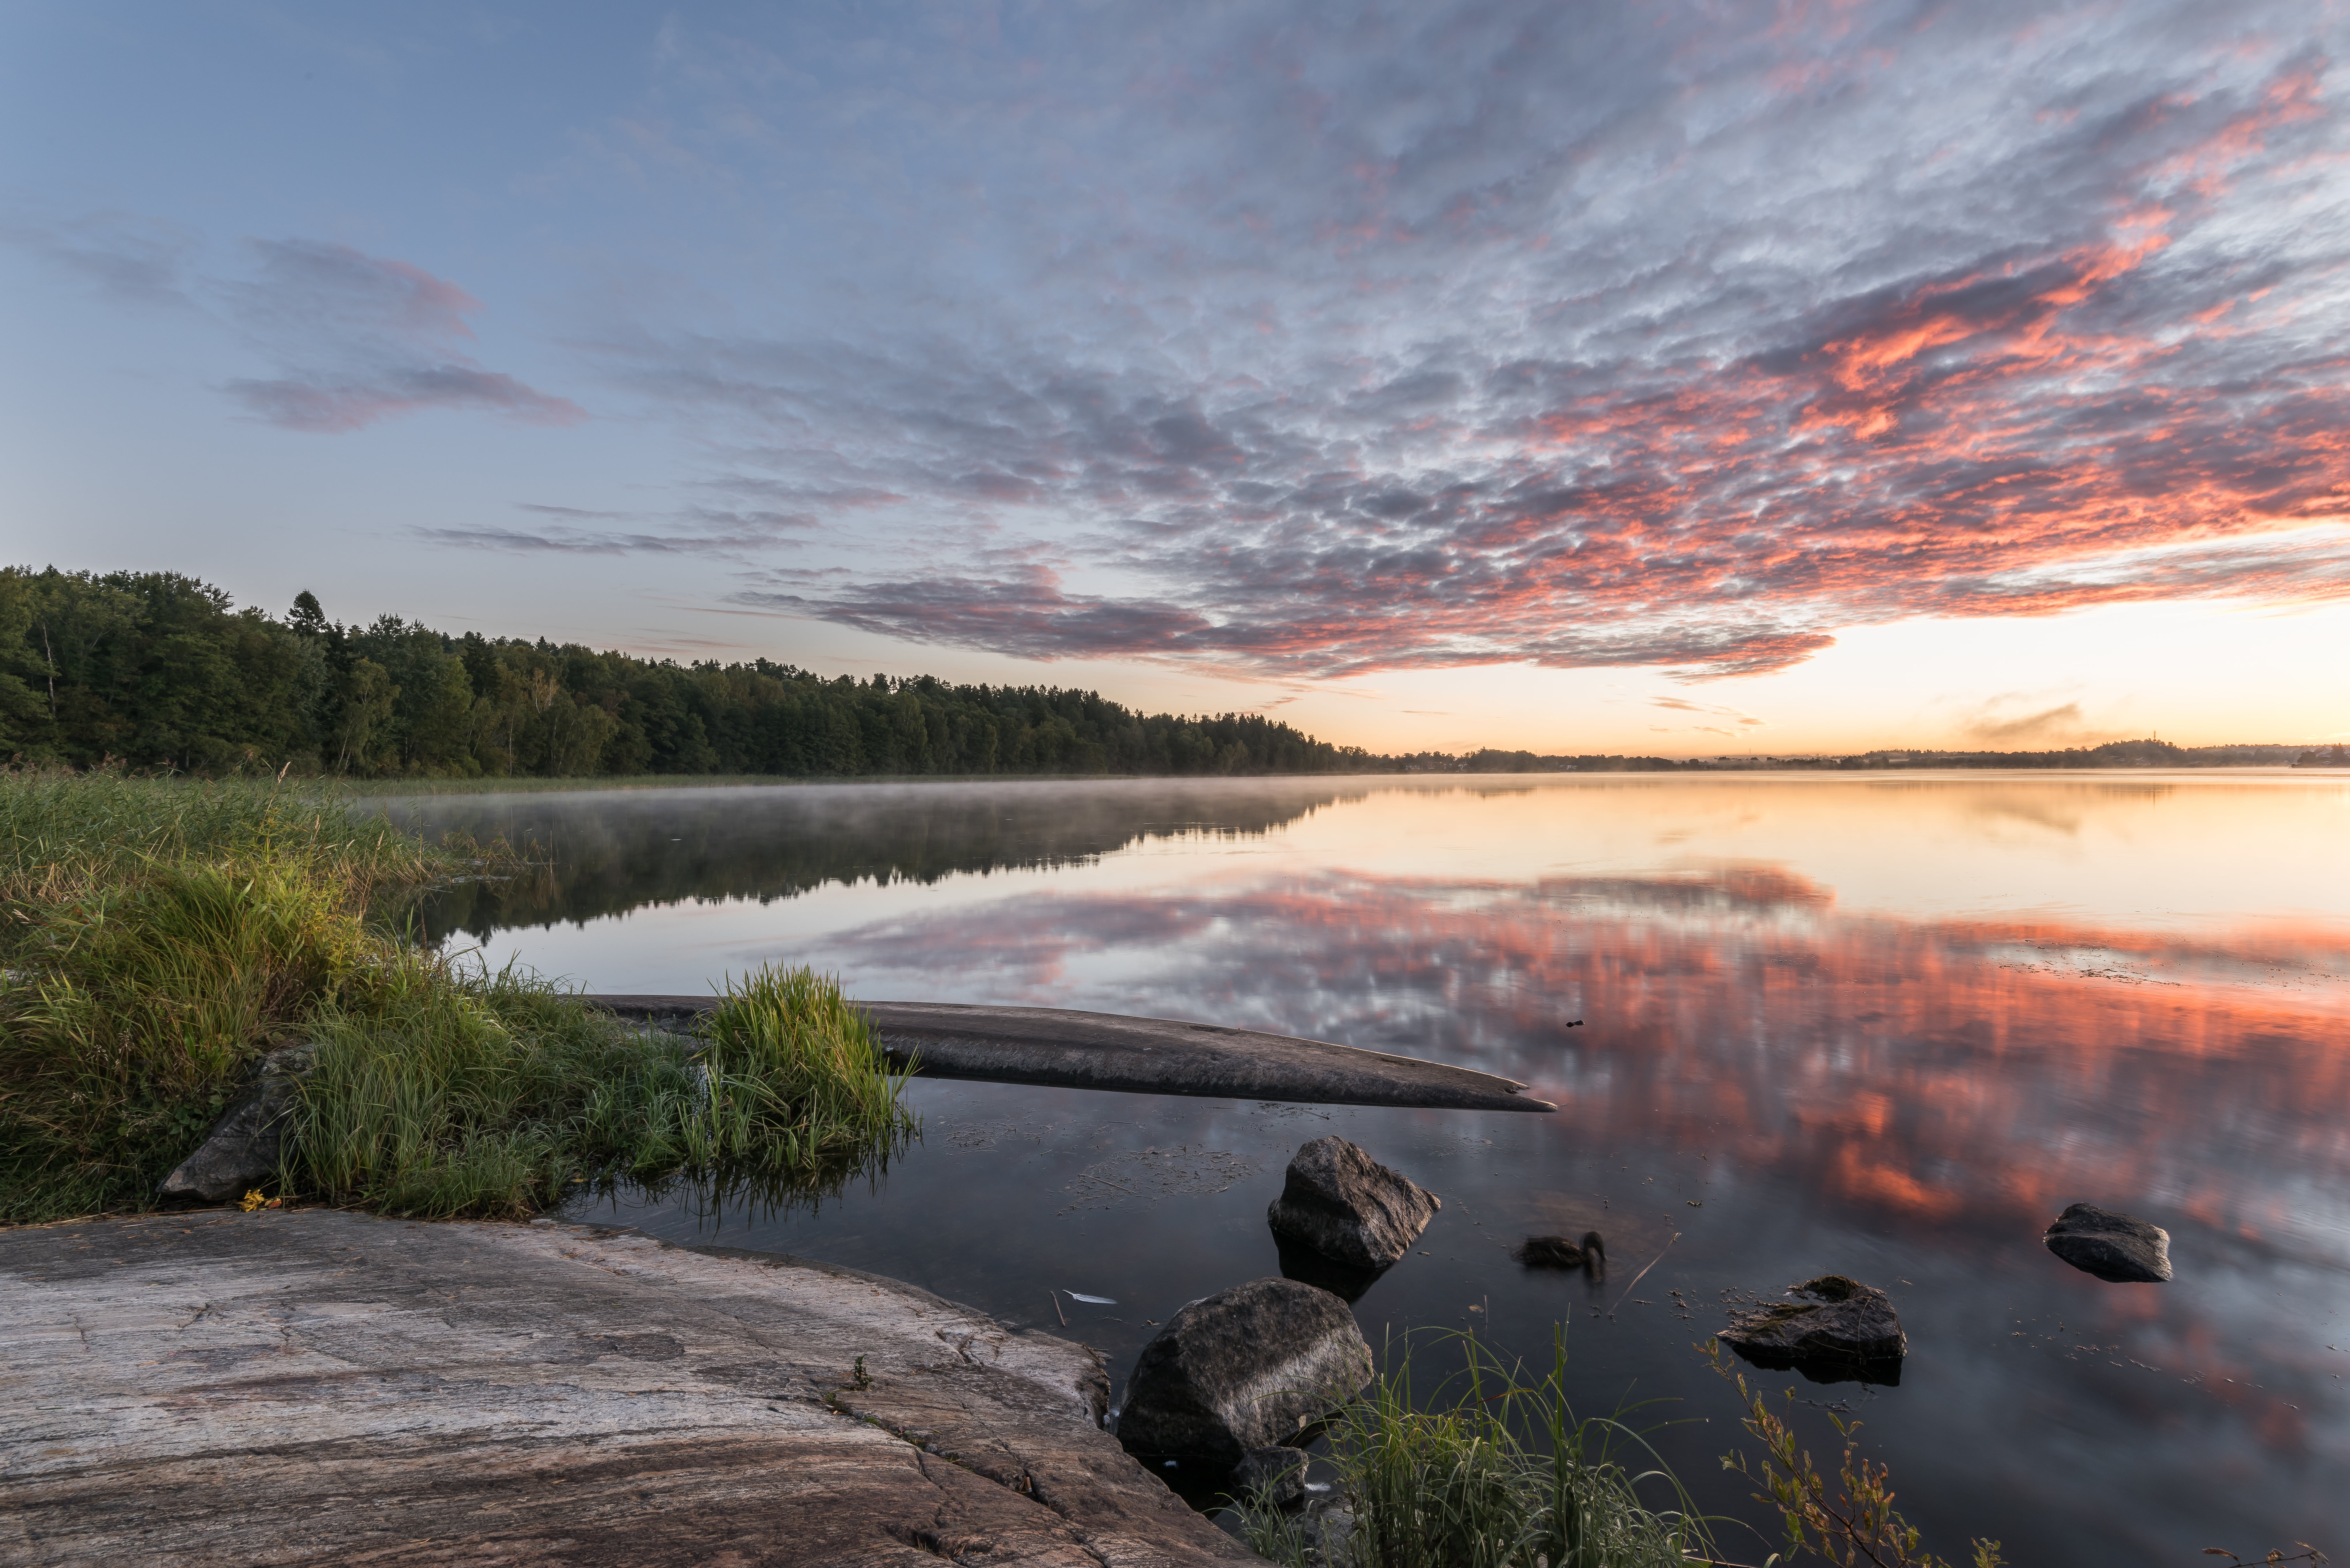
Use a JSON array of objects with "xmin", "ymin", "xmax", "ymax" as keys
[
  {"xmin": 288, "ymin": 961, "xmax": 915, "ymax": 1218},
  {"xmin": 1225, "ymin": 1329, "xmax": 2041, "ymax": 1568},
  {"xmin": 1232, "ymin": 1329, "xmax": 1719, "ymax": 1568},
  {"xmin": 0, "ymin": 767, "xmax": 914, "ymax": 1223}
]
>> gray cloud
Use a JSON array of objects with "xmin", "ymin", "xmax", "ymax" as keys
[
  {"xmin": 1967, "ymin": 703, "xmax": 2099, "ymax": 746},
  {"xmin": 418, "ymin": 502, "xmax": 816, "ymax": 557},
  {"xmin": 219, "ymin": 239, "xmax": 584, "ymax": 432},
  {"xmin": 732, "ymin": 568, "xmax": 1214, "ymax": 661},
  {"xmin": 517, "ymin": 503, "xmax": 635, "ymax": 520},
  {"xmin": 479, "ymin": 2, "xmax": 2350, "ymax": 678},
  {"xmin": 0, "ymin": 211, "xmax": 199, "ymax": 307},
  {"xmin": 7, "ymin": 222, "xmax": 588, "ymax": 434},
  {"xmin": 226, "ymin": 364, "xmax": 582, "ymax": 433}
]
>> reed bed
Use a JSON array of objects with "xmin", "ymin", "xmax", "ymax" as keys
[
  {"xmin": 0, "ymin": 766, "xmax": 450, "ymax": 910},
  {"xmin": 1, "ymin": 768, "xmax": 912, "ymax": 1221}
]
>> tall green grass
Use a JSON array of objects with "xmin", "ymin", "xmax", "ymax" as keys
[
  {"xmin": 696, "ymin": 965, "xmax": 918, "ymax": 1172},
  {"xmin": 0, "ymin": 770, "xmax": 458, "ymax": 1218},
  {"xmin": 0, "ymin": 766, "xmax": 452, "ymax": 910},
  {"xmin": 1232, "ymin": 1328, "xmax": 1717, "ymax": 1568},
  {"xmin": 288, "ymin": 961, "xmax": 916, "ymax": 1217},
  {"xmin": 1, "ymin": 768, "xmax": 913, "ymax": 1222}
]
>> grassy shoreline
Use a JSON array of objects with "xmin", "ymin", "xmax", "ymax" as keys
[{"xmin": 0, "ymin": 769, "xmax": 913, "ymax": 1224}]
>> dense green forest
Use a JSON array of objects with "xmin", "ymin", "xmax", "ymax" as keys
[{"xmin": 0, "ymin": 567, "xmax": 1377, "ymax": 779}]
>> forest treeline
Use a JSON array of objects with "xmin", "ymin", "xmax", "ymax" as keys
[
  {"xmin": 1, "ymin": 568, "xmax": 2329, "ymax": 780},
  {"xmin": 0, "ymin": 568, "xmax": 1378, "ymax": 780}
]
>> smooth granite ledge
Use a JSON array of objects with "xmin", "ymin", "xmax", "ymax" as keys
[
  {"xmin": 586, "ymin": 996, "xmax": 1557, "ymax": 1114},
  {"xmin": 0, "ymin": 1208, "xmax": 1255, "ymax": 1567}
]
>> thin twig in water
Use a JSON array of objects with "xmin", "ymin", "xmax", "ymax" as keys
[
  {"xmin": 1080, "ymin": 1172, "xmax": 1137, "ymax": 1196},
  {"xmin": 1607, "ymin": 1231, "xmax": 1680, "ymax": 1319},
  {"xmin": 1052, "ymin": 1292, "xmax": 1067, "ymax": 1328}
]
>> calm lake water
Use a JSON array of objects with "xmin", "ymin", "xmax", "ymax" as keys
[{"xmin": 385, "ymin": 773, "xmax": 2350, "ymax": 1560}]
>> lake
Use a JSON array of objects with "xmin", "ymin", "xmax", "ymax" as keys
[{"xmin": 385, "ymin": 772, "xmax": 2350, "ymax": 1560}]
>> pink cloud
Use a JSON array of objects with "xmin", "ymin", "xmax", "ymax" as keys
[{"xmin": 223, "ymin": 240, "xmax": 584, "ymax": 433}]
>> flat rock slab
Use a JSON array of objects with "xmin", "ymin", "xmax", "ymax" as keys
[
  {"xmin": 0, "ymin": 1209, "xmax": 1253, "ymax": 1567},
  {"xmin": 589, "ymin": 997, "xmax": 1554, "ymax": 1114}
]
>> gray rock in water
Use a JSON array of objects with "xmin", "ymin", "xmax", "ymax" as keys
[
  {"xmin": 1118, "ymin": 1277, "xmax": 1374, "ymax": 1466},
  {"xmin": 1266, "ymin": 1136, "xmax": 1439, "ymax": 1270},
  {"xmin": 2043, "ymin": 1203, "xmax": 2172, "ymax": 1282},
  {"xmin": 1299, "ymin": 1500, "xmax": 1356, "ymax": 1564},
  {"xmin": 158, "ymin": 1045, "xmax": 313, "ymax": 1202},
  {"xmin": 1718, "ymin": 1275, "xmax": 1907, "ymax": 1375},
  {"xmin": 1233, "ymin": 1444, "xmax": 1309, "ymax": 1506}
]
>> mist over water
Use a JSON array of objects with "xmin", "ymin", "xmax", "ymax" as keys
[{"xmin": 388, "ymin": 774, "xmax": 2350, "ymax": 1557}]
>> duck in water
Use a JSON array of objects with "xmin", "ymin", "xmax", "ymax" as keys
[{"xmin": 1514, "ymin": 1231, "xmax": 1605, "ymax": 1271}]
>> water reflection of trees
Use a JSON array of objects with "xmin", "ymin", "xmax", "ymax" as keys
[
  {"xmin": 384, "ymin": 780, "xmax": 1364, "ymax": 943},
  {"xmin": 582, "ymin": 1137, "xmax": 915, "ymax": 1233}
]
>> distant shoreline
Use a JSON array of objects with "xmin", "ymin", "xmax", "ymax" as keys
[{"xmin": 348, "ymin": 760, "xmax": 2350, "ymax": 799}]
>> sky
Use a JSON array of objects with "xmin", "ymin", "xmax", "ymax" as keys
[{"xmin": 4, "ymin": 1, "xmax": 2348, "ymax": 757}]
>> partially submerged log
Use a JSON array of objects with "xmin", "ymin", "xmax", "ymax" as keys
[
  {"xmin": 591, "ymin": 995, "xmax": 1556, "ymax": 1113},
  {"xmin": 0, "ymin": 1210, "xmax": 1249, "ymax": 1565}
]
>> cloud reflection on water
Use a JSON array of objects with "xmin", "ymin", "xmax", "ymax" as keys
[
  {"xmin": 405, "ymin": 777, "xmax": 2350, "ymax": 1552},
  {"xmin": 729, "ymin": 863, "xmax": 2350, "ymax": 1551},
  {"xmin": 793, "ymin": 864, "xmax": 2350, "ymax": 1258}
]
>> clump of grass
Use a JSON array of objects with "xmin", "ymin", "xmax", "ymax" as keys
[
  {"xmin": 285, "ymin": 955, "xmax": 652, "ymax": 1217},
  {"xmin": 1, "ymin": 767, "xmax": 912, "ymax": 1222},
  {"xmin": 1233, "ymin": 1327, "xmax": 1716, "ymax": 1568},
  {"xmin": 693, "ymin": 964, "xmax": 918, "ymax": 1172},
  {"xmin": 287, "ymin": 960, "xmax": 915, "ymax": 1218}
]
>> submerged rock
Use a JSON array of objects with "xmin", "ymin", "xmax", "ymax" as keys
[
  {"xmin": 1118, "ymin": 1278, "xmax": 1374, "ymax": 1466},
  {"xmin": 1232, "ymin": 1445, "xmax": 1309, "ymax": 1507},
  {"xmin": 1298, "ymin": 1499, "xmax": 1356, "ymax": 1565},
  {"xmin": 1718, "ymin": 1275, "xmax": 1907, "ymax": 1383},
  {"xmin": 1265, "ymin": 1136, "xmax": 1439, "ymax": 1270},
  {"xmin": 158, "ymin": 1045, "xmax": 314, "ymax": 1202},
  {"xmin": 1273, "ymin": 1233, "xmax": 1387, "ymax": 1305},
  {"xmin": 1515, "ymin": 1231, "xmax": 1605, "ymax": 1270},
  {"xmin": 2043, "ymin": 1203, "xmax": 2172, "ymax": 1283}
]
